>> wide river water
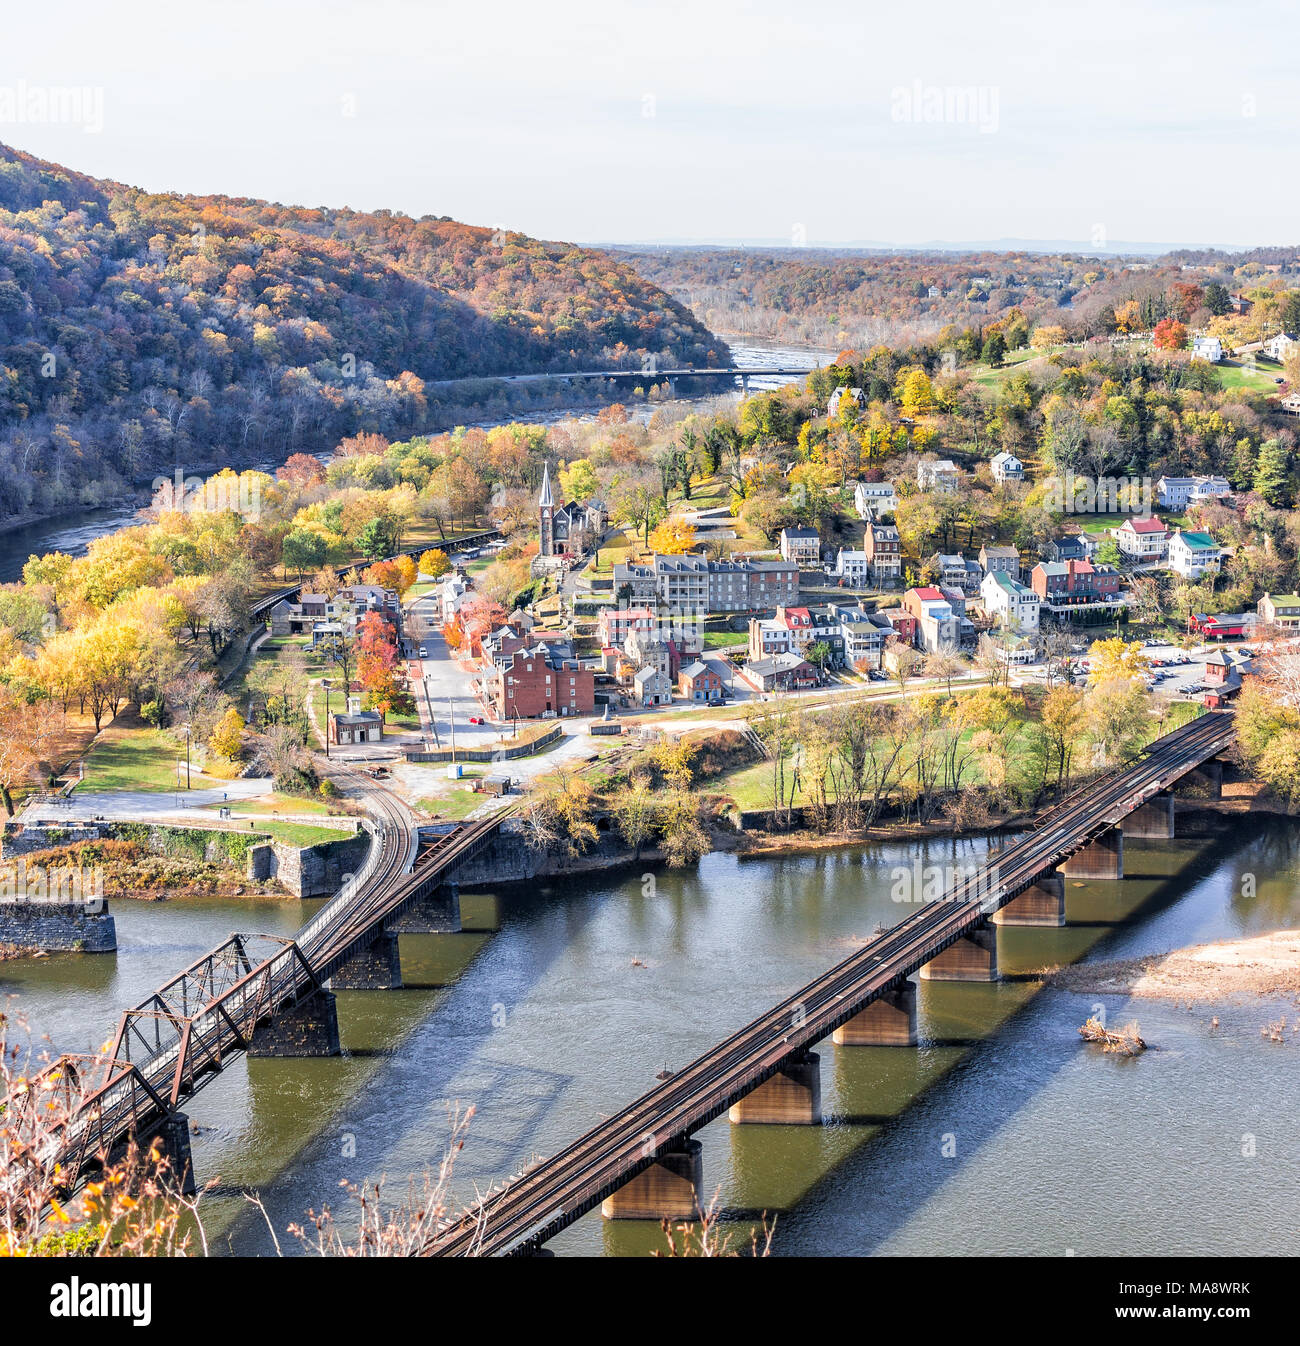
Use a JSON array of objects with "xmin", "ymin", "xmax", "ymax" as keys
[{"xmin": 4, "ymin": 818, "xmax": 1297, "ymax": 1256}]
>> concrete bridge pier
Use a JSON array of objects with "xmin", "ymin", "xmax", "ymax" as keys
[
  {"xmin": 832, "ymin": 982, "xmax": 917, "ymax": 1045},
  {"xmin": 248, "ymin": 990, "xmax": 342, "ymax": 1057},
  {"xmin": 920, "ymin": 922, "xmax": 999, "ymax": 981},
  {"xmin": 1061, "ymin": 827, "xmax": 1124, "ymax": 879},
  {"xmin": 135, "ymin": 1111, "xmax": 196, "ymax": 1197},
  {"xmin": 601, "ymin": 1138, "xmax": 703, "ymax": 1221},
  {"xmin": 728, "ymin": 1050, "xmax": 821, "ymax": 1124},
  {"xmin": 385, "ymin": 882, "xmax": 461, "ymax": 934},
  {"xmin": 1120, "ymin": 793, "xmax": 1174, "ymax": 839},
  {"xmin": 329, "ymin": 933, "xmax": 403, "ymax": 990},
  {"xmin": 1177, "ymin": 759, "xmax": 1223, "ymax": 800},
  {"xmin": 992, "ymin": 870, "xmax": 1066, "ymax": 927}
]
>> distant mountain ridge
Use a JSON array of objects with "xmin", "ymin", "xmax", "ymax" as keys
[{"xmin": 0, "ymin": 143, "xmax": 726, "ymax": 522}]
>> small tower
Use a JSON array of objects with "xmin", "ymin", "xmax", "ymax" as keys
[{"xmin": 539, "ymin": 463, "xmax": 555, "ymax": 557}]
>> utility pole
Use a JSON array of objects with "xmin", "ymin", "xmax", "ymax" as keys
[
  {"xmin": 448, "ymin": 696, "xmax": 456, "ymax": 762},
  {"xmin": 183, "ymin": 724, "xmax": 191, "ymax": 789},
  {"xmin": 323, "ymin": 679, "xmax": 332, "ymax": 758}
]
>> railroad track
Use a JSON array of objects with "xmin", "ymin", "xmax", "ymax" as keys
[{"xmin": 421, "ymin": 712, "xmax": 1233, "ymax": 1256}]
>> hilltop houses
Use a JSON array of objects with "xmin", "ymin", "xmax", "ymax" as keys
[
  {"xmin": 1115, "ymin": 515, "xmax": 1169, "ymax": 561},
  {"xmin": 1191, "ymin": 335, "xmax": 1223, "ymax": 363},
  {"xmin": 989, "ymin": 450, "xmax": 1024, "ymax": 484},
  {"xmin": 852, "ymin": 480, "xmax": 897, "ymax": 520},
  {"xmin": 1264, "ymin": 332, "xmax": 1298, "ymax": 362},
  {"xmin": 1156, "ymin": 474, "xmax": 1232, "ymax": 509},
  {"xmin": 980, "ymin": 569, "xmax": 1041, "ymax": 635},
  {"xmin": 828, "ymin": 386, "xmax": 866, "ymax": 417},
  {"xmin": 612, "ymin": 554, "xmax": 799, "ymax": 616},
  {"xmin": 864, "ymin": 520, "xmax": 902, "ymax": 583},
  {"xmin": 1168, "ymin": 529, "xmax": 1222, "ymax": 579},
  {"xmin": 978, "ymin": 544, "xmax": 1020, "ymax": 579},
  {"xmin": 778, "ymin": 526, "xmax": 821, "ymax": 567},
  {"xmin": 917, "ymin": 458, "xmax": 960, "ymax": 492}
]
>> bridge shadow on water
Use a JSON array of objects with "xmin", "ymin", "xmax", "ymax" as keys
[
  {"xmin": 209, "ymin": 881, "xmax": 613, "ymax": 1254},
  {"xmin": 595, "ymin": 821, "xmax": 1254, "ymax": 1257}
]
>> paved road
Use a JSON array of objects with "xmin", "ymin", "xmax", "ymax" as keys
[{"xmin": 22, "ymin": 778, "xmax": 275, "ymax": 823}]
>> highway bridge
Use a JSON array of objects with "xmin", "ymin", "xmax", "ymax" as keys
[
  {"xmin": 426, "ymin": 365, "xmax": 820, "ymax": 392},
  {"xmin": 420, "ymin": 711, "xmax": 1235, "ymax": 1257},
  {"xmin": 10, "ymin": 776, "xmax": 514, "ymax": 1203}
]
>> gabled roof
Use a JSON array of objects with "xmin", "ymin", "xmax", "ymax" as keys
[
  {"xmin": 1121, "ymin": 515, "xmax": 1167, "ymax": 534},
  {"xmin": 679, "ymin": 660, "xmax": 711, "ymax": 679},
  {"xmin": 910, "ymin": 585, "xmax": 945, "ymax": 601},
  {"xmin": 1176, "ymin": 531, "xmax": 1218, "ymax": 550}
]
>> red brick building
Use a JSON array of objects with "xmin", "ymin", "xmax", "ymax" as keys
[
  {"xmin": 494, "ymin": 646, "xmax": 595, "ymax": 719},
  {"xmin": 679, "ymin": 659, "xmax": 724, "ymax": 703}
]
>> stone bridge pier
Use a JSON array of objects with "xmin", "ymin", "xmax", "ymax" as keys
[
  {"xmin": 601, "ymin": 1138, "xmax": 703, "ymax": 1221},
  {"xmin": 992, "ymin": 869, "xmax": 1067, "ymax": 927},
  {"xmin": 832, "ymin": 981, "xmax": 918, "ymax": 1045},
  {"xmin": 728, "ymin": 1049, "xmax": 821, "ymax": 1125},
  {"xmin": 920, "ymin": 921, "xmax": 999, "ymax": 981},
  {"xmin": 1061, "ymin": 827, "xmax": 1123, "ymax": 879}
]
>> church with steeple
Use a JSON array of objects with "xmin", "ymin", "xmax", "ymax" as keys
[{"xmin": 535, "ymin": 463, "xmax": 606, "ymax": 569}]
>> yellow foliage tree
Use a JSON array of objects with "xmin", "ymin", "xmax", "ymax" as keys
[
  {"xmin": 209, "ymin": 707, "xmax": 245, "ymax": 761},
  {"xmin": 1086, "ymin": 638, "xmax": 1150, "ymax": 684},
  {"xmin": 647, "ymin": 517, "xmax": 697, "ymax": 555}
]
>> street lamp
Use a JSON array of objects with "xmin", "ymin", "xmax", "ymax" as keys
[
  {"xmin": 182, "ymin": 724, "xmax": 191, "ymax": 789},
  {"xmin": 322, "ymin": 678, "xmax": 333, "ymax": 758}
]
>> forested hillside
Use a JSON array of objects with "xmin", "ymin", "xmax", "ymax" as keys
[{"xmin": 0, "ymin": 144, "xmax": 725, "ymax": 523}]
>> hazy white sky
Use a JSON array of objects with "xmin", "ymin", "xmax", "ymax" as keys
[{"xmin": 2, "ymin": 0, "xmax": 1297, "ymax": 249}]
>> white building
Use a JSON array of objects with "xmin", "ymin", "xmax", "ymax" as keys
[
  {"xmin": 439, "ymin": 573, "xmax": 468, "ymax": 624},
  {"xmin": 779, "ymin": 527, "xmax": 821, "ymax": 567},
  {"xmin": 834, "ymin": 548, "xmax": 870, "ymax": 586},
  {"xmin": 853, "ymin": 481, "xmax": 897, "ymax": 520},
  {"xmin": 1191, "ymin": 336, "xmax": 1223, "ymax": 363},
  {"xmin": 989, "ymin": 450, "xmax": 1024, "ymax": 484},
  {"xmin": 1168, "ymin": 529, "xmax": 1222, "ymax": 579},
  {"xmin": 1264, "ymin": 332, "xmax": 1298, "ymax": 362},
  {"xmin": 980, "ymin": 570, "xmax": 1041, "ymax": 635},
  {"xmin": 917, "ymin": 458, "xmax": 960, "ymax": 493},
  {"xmin": 828, "ymin": 386, "xmax": 866, "ymax": 418},
  {"xmin": 1115, "ymin": 515, "xmax": 1170, "ymax": 560}
]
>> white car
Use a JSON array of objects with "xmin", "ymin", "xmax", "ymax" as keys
[{"xmin": 418, "ymin": 646, "xmax": 427, "ymax": 658}]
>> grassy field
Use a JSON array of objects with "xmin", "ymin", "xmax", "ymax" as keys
[
  {"xmin": 81, "ymin": 722, "xmax": 237, "ymax": 792},
  {"xmin": 1214, "ymin": 359, "xmax": 1285, "ymax": 394},
  {"xmin": 416, "ymin": 789, "xmax": 487, "ymax": 820},
  {"xmin": 253, "ymin": 820, "xmax": 357, "ymax": 846},
  {"xmin": 198, "ymin": 793, "xmax": 338, "ymax": 818}
]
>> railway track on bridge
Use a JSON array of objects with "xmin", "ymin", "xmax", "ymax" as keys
[
  {"xmin": 12, "ymin": 769, "xmax": 514, "ymax": 1204},
  {"xmin": 421, "ymin": 711, "xmax": 1235, "ymax": 1256}
]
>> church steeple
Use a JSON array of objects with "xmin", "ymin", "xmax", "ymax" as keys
[{"xmin": 538, "ymin": 463, "xmax": 555, "ymax": 556}]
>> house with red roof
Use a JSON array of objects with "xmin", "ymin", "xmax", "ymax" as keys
[{"xmin": 1115, "ymin": 515, "xmax": 1169, "ymax": 561}]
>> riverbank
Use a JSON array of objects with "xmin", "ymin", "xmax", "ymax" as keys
[{"xmin": 1044, "ymin": 930, "xmax": 1300, "ymax": 1006}]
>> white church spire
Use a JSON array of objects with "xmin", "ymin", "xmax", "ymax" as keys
[{"xmin": 538, "ymin": 463, "xmax": 554, "ymax": 508}]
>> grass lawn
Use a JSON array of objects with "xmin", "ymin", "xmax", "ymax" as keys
[
  {"xmin": 416, "ymin": 789, "xmax": 487, "ymax": 820},
  {"xmin": 255, "ymin": 820, "xmax": 357, "ymax": 846},
  {"xmin": 1076, "ymin": 512, "xmax": 1187, "ymax": 534},
  {"xmin": 702, "ymin": 631, "xmax": 746, "ymax": 650},
  {"xmin": 81, "ymin": 723, "xmax": 234, "ymax": 792},
  {"xmin": 1214, "ymin": 359, "xmax": 1285, "ymax": 394}
]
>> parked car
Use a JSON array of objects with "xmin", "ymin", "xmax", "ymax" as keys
[
  {"xmin": 418, "ymin": 646, "xmax": 427, "ymax": 658},
  {"xmin": 469, "ymin": 716, "xmax": 484, "ymax": 725}
]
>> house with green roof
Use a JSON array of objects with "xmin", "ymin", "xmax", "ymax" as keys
[
  {"xmin": 1258, "ymin": 593, "xmax": 1300, "ymax": 631},
  {"xmin": 1168, "ymin": 528, "xmax": 1222, "ymax": 579}
]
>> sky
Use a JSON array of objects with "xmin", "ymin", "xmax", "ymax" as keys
[{"xmin": 2, "ymin": 0, "xmax": 1298, "ymax": 251}]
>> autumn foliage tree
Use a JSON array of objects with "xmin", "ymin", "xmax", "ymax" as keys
[{"xmin": 1152, "ymin": 318, "xmax": 1188, "ymax": 351}]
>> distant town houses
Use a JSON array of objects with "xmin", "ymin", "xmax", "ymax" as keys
[
  {"xmin": 1263, "ymin": 332, "xmax": 1298, "ymax": 362},
  {"xmin": 747, "ymin": 601, "xmax": 902, "ymax": 671},
  {"xmin": 612, "ymin": 553, "xmax": 799, "ymax": 615},
  {"xmin": 778, "ymin": 526, "xmax": 821, "ymax": 567},
  {"xmin": 1257, "ymin": 592, "xmax": 1300, "ymax": 632},
  {"xmin": 980, "ymin": 569, "xmax": 1041, "ymax": 635},
  {"xmin": 439, "ymin": 572, "xmax": 468, "ymax": 625},
  {"xmin": 902, "ymin": 585, "xmax": 969, "ymax": 653},
  {"xmin": 678, "ymin": 660, "xmax": 724, "ymax": 704},
  {"xmin": 1167, "ymin": 528, "xmax": 1222, "ymax": 579},
  {"xmin": 863, "ymin": 520, "xmax": 902, "ymax": 583},
  {"xmin": 930, "ymin": 552, "xmax": 981, "ymax": 593},
  {"xmin": 916, "ymin": 457, "xmax": 960, "ymax": 492},
  {"xmin": 989, "ymin": 450, "xmax": 1024, "ymax": 484},
  {"xmin": 269, "ymin": 583, "xmax": 401, "ymax": 639},
  {"xmin": 1155, "ymin": 474, "xmax": 1231, "ymax": 510},
  {"xmin": 852, "ymin": 480, "xmax": 897, "ymax": 520},
  {"xmin": 1030, "ymin": 559, "xmax": 1124, "ymax": 623},
  {"xmin": 740, "ymin": 651, "xmax": 819, "ymax": 694},
  {"xmin": 1115, "ymin": 514, "xmax": 1169, "ymax": 561},
  {"xmin": 632, "ymin": 666, "xmax": 672, "ymax": 708},
  {"xmin": 978, "ymin": 543, "xmax": 1020, "ymax": 579},
  {"xmin": 1046, "ymin": 533, "xmax": 1098, "ymax": 564},
  {"xmin": 1191, "ymin": 335, "xmax": 1223, "ymax": 363}
]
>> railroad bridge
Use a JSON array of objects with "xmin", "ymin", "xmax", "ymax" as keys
[
  {"xmin": 11, "ymin": 783, "xmax": 514, "ymax": 1203},
  {"xmin": 419, "ymin": 711, "xmax": 1236, "ymax": 1256}
]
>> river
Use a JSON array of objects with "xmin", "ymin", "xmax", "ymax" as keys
[
  {"xmin": 4, "ymin": 817, "xmax": 1296, "ymax": 1256},
  {"xmin": 0, "ymin": 343, "xmax": 833, "ymax": 583}
]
